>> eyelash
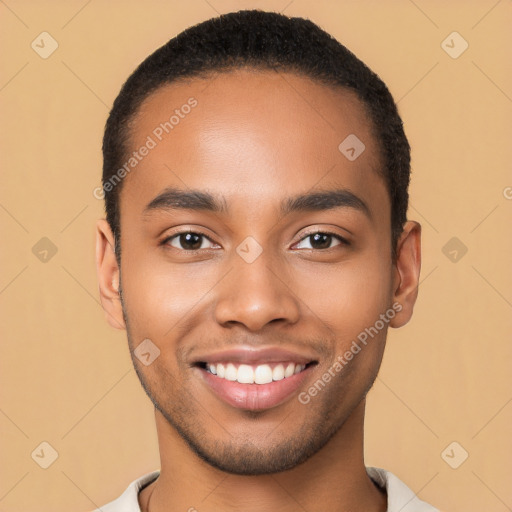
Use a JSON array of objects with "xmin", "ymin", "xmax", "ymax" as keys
[{"xmin": 160, "ymin": 229, "xmax": 350, "ymax": 252}]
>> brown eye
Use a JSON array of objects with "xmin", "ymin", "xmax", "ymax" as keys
[
  {"xmin": 162, "ymin": 231, "xmax": 216, "ymax": 251},
  {"xmin": 294, "ymin": 231, "xmax": 348, "ymax": 250}
]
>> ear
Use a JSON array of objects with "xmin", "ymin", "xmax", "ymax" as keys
[
  {"xmin": 389, "ymin": 220, "xmax": 421, "ymax": 328},
  {"xmin": 95, "ymin": 219, "xmax": 126, "ymax": 330}
]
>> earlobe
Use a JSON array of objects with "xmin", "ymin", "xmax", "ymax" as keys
[
  {"xmin": 95, "ymin": 219, "xmax": 126, "ymax": 330},
  {"xmin": 389, "ymin": 220, "xmax": 421, "ymax": 329}
]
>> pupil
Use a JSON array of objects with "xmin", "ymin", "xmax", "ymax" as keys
[
  {"xmin": 181, "ymin": 233, "xmax": 202, "ymax": 250},
  {"xmin": 311, "ymin": 233, "xmax": 331, "ymax": 250}
]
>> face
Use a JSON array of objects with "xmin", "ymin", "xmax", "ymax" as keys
[{"xmin": 96, "ymin": 69, "xmax": 420, "ymax": 475}]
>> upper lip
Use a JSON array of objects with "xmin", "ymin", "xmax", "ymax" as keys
[{"xmin": 191, "ymin": 346, "xmax": 318, "ymax": 366}]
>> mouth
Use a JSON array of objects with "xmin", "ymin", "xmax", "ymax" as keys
[
  {"xmin": 194, "ymin": 360, "xmax": 316, "ymax": 384},
  {"xmin": 192, "ymin": 349, "xmax": 319, "ymax": 411}
]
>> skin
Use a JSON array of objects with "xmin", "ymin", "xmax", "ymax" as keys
[{"xmin": 96, "ymin": 69, "xmax": 421, "ymax": 512}]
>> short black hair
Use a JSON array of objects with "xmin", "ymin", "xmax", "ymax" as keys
[{"xmin": 102, "ymin": 9, "xmax": 410, "ymax": 264}]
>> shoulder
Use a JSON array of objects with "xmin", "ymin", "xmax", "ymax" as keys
[
  {"xmin": 366, "ymin": 466, "xmax": 440, "ymax": 512},
  {"xmin": 90, "ymin": 470, "xmax": 160, "ymax": 512}
]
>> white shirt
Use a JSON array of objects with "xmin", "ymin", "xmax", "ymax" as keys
[{"xmin": 95, "ymin": 467, "xmax": 439, "ymax": 512}]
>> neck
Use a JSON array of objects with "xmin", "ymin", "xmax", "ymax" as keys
[{"xmin": 139, "ymin": 400, "xmax": 386, "ymax": 512}]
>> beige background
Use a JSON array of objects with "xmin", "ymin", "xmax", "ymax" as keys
[{"xmin": 1, "ymin": 1, "xmax": 511, "ymax": 511}]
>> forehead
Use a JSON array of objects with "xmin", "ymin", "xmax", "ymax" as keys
[{"xmin": 120, "ymin": 69, "xmax": 388, "ymax": 222}]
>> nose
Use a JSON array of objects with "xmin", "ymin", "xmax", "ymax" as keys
[{"xmin": 214, "ymin": 252, "xmax": 301, "ymax": 332}]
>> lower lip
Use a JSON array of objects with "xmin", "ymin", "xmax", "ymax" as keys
[{"xmin": 197, "ymin": 365, "xmax": 314, "ymax": 411}]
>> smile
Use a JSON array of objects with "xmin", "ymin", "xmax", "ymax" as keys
[
  {"xmin": 195, "ymin": 360, "xmax": 317, "ymax": 411},
  {"xmin": 200, "ymin": 361, "xmax": 310, "ymax": 384}
]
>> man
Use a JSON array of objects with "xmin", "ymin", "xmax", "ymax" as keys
[{"xmin": 95, "ymin": 9, "xmax": 438, "ymax": 512}]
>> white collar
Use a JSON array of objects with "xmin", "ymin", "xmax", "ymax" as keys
[{"xmin": 97, "ymin": 466, "xmax": 439, "ymax": 511}]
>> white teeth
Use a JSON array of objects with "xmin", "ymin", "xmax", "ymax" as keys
[
  {"xmin": 237, "ymin": 364, "xmax": 254, "ymax": 384},
  {"xmin": 225, "ymin": 363, "xmax": 238, "ymax": 381},
  {"xmin": 284, "ymin": 362, "xmax": 295, "ymax": 377},
  {"xmin": 204, "ymin": 362, "xmax": 308, "ymax": 384},
  {"xmin": 272, "ymin": 364, "xmax": 285, "ymax": 381},
  {"xmin": 254, "ymin": 364, "xmax": 273, "ymax": 384}
]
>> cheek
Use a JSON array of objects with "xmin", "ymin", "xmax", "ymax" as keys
[
  {"xmin": 293, "ymin": 253, "xmax": 392, "ymax": 335},
  {"xmin": 292, "ymin": 254, "xmax": 392, "ymax": 386},
  {"xmin": 120, "ymin": 248, "xmax": 219, "ymax": 337}
]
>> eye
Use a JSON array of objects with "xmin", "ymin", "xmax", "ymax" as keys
[
  {"xmin": 293, "ymin": 231, "xmax": 349, "ymax": 251},
  {"xmin": 161, "ymin": 229, "xmax": 349, "ymax": 252},
  {"xmin": 162, "ymin": 230, "xmax": 218, "ymax": 251}
]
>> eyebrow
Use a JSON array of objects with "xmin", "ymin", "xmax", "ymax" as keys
[{"xmin": 143, "ymin": 187, "xmax": 372, "ymax": 220}]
